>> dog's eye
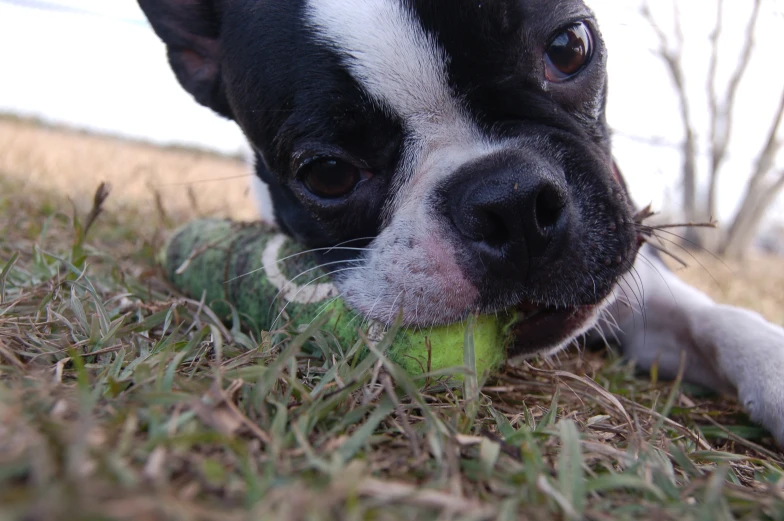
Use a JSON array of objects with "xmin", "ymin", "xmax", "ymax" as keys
[
  {"xmin": 300, "ymin": 158, "xmax": 368, "ymax": 199},
  {"xmin": 545, "ymin": 22, "xmax": 593, "ymax": 82}
]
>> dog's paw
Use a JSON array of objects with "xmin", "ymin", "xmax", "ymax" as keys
[
  {"xmin": 739, "ymin": 380, "xmax": 784, "ymax": 447},
  {"xmin": 691, "ymin": 305, "xmax": 784, "ymax": 447}
]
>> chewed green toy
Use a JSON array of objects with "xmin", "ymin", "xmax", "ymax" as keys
[{"xmin": 161, "ymin": 218, "xmax": 516, "ymax": 377}]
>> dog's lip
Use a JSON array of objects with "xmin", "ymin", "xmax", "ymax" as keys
[{"xmin": 509, "ymin": 302, "xmax": 597, "ymax": 352}]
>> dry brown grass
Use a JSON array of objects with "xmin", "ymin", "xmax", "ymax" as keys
[
  {"xmin": 1, "ymin": 116, "xmax": 783, "ymax": 520},
  {"xmin": 668, "ymin": 253, "xmax": 784, "ymax": 325},
  {"xmin": 0, "ymin": 116, "xmax": 258, "ymax": 221}
]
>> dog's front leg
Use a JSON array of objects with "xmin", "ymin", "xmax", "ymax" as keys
[{"xmin": 606, "ymin": 244, "xmax": 784, "ymax": 446}]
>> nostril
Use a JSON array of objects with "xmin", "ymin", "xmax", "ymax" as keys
[
  {"xmin": 535, "ymin": 185, "xmax": 565, "ymax": 233},
  {"xmin": 441, "ymin": 153, "xmax": 571, "ymax": 278},
  {"xmin": 463, "ymin": 208, "xmax": 509, "ymax": 245},
  {"xmin": 479, "ymin": 210, "xmax": 509, "ymax": 245}
]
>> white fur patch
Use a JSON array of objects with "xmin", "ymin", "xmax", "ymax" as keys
[
  {"xmin": 248, "ymin": 166, "xmax": 276, "ymax": 226},
  {"xmin": 262, "ymin": 234, "xmax": 339, "ymax": 303},
  {"xmin": 303, "ymin": 0, "xmax": 508, "ymax": 325},
  {"xmin": 305, "ymin": 0, "xmax": 495, "ymax": 213},
  {"xmin": 306, "ymin": 0, "xmax": 463, "ymax": 135}
]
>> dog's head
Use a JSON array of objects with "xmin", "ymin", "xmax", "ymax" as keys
[{"xmin": 140, "ymin": 0, "xmax": 639, "ymax": 356}]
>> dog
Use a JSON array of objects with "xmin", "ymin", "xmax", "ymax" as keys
[{"xmin": 138, "ymin": 0, "xmax": 784, "ymax": 446}]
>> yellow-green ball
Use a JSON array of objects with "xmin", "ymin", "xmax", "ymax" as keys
[
  {"xmin": 161, "ymin": 218, "xmax": 510, "ymax": 379},
  {"xmin": 319, "ymin": 299, "xmax": 509, "ymax": 379}
]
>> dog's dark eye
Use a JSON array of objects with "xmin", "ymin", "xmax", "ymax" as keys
[
  {"xmin": 545, "ymin": 22, "xmax": 593, "ymax": 82},
  {"xmin": 300, "ymin": 158, "xmax": 368, "ymax": 199}
]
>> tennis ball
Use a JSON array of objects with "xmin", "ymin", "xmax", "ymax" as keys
[{"xmin": 160, "ymin": 218, "xmax": 513, "ymax": 378}]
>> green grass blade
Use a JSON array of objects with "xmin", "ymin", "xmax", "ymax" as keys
[{"xmin": 557, "ymin": 419, "xmax": 586, "ymax": 516}]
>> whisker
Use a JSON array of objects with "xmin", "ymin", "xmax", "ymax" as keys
[
  {"xmin": 385, "ymin": 290, "xmax": 406, "ymax": 327},
  {"xmin": 599, "ymin": 310, "xmax": 622, "ymax": 336},
  {"xmin": 152, "ymin": 173, "xmax": 253, "ymax": 187},
  {"xmin": 635, "ymin": 224, "xmax": 730, "ymax": 271},
  {"xmin": 325, "ymin": 236, "xmax": 379, "ymax": 253},
  {"xmin": 590, "ymin": 321, "xmax": 612, "ymax": 349},
  {"xmin": 634, "ymin": 252, "xmax": 678, "ymax": 306},
  {"xmin": 305, "ymin": 294, "xmax": 348, "ymax": 347},
  {"xmin": 276, "ymin": 245, "xmax": 375, "ymax": 266},
  {"xmin": 609, "ymin": 281, "xmax": 628, "ymax": 326},
  {"xmin": 639, "ymin": 221, "xmax": 718, "ymax": 231},
  {"xmin": 270, "ymin": 266, "xmax": 366, "ymax": 331},
  {"xmin": 620, "ymin": 275, "xmax": 646, "ymax": 341},
  {"xmin": 224, "ymin": 246, "xmax": 373, "ymax": 284},
  {"xmin": 644, "ymin": 242, "xmax": 690, "ymax": 269},
  {"xmin": 641, "ymin": 232, "xmax": 724, "ymax": 288},
  {"xmin": 618, "ymin": 256, "xmax": 646, "ymax": 317},
  {"xmin": 614, "ymin": 281, "xmax": 641, "ymax": 336},
  {"xmin": 631, "ymin": 207, "xmax": 727, "ymax": 276},
  {"xmin": 225, "ymin": 265, "xmax": 268, "ymax": 284},
  {"xmin": 356, "ymin": 293, "xmax": 386, "ymax": 331},
  {"xmin": 631, "ymin": 202, "xmax": 716, "ymax": 232},
  {"xmin": 600, "ymin": 297, "xmax": 621, "ymax": 331},
  {"xmin": 267, "ymin": 258, "xmax": 360, "ymax": 316},
  {"xmin": 629, "ymin": 264, "xmax": 647, "ymax": 305}
]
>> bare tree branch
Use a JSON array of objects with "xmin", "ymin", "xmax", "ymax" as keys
[
  {"xmin": 723, "ymin": 0, "xmax": 762, "ymax": 127},
  {"xmin": 641, "ymin": 1, "xmax": 699, "ymax": 227},
  {"xmin": 749, "ymin": 86, "xmax": 784, "ymax": 190},
  {"xmin": 721, "ymin": 84, "xmax": 784, "ymax": 257},
  {"xmin": 706, "ymin": 0, "xmax": 724, "ymax": 217},
  {"xmin": 707, "ymin": 0, "xmax": 724, "ymax": 136},
  {"xmin": 722, "ymin": 170, "xmax": 784, "ymax": 258},
  {"xmin": 773, "ymin": 171, "xmax": 784, "ymax": 196},
  {"xmin": 642, "ymin": 0, "xmax": 781, "ymax": 256},
  {"xmin": 672, "ymin": 1, "xmax": 685, "ymax": 51},
  {"xmin": 707, "ymin": 0, "xmax": 762, "ymax": 218}
]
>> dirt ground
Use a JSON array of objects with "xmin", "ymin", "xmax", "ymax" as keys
[{"xmin": 2, "ymin": 115, "xmax": 783, "ymax": 325}]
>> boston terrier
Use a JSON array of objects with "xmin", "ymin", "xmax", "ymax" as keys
[{"xmin": 138, "ymin": 0, "xmax": 784, "ymax": 446}]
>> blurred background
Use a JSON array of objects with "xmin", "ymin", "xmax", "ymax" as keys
[{"xmin": 1, "ymin": 0, "xmax": 784, "ymax": 257}]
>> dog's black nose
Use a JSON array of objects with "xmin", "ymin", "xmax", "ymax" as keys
[{"xmin": 443, "ymin": 152, "xmax": 570, "ymax": 279}]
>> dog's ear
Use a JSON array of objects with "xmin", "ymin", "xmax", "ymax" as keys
[{"xmin": 138, "ymin": 0, "xmax": 232, "ymax": 119}]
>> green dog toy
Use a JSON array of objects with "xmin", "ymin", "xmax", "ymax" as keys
[{"xmin": 161, "ymin": 219, "xmax": 515, "ymax": 378}]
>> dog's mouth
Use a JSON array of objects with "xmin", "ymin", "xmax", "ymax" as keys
[{"xmin": 507, "ymin": 301, "xmax": 599, "ymax": 357}]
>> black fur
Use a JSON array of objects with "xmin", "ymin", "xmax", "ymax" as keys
[{"xmin": 139, "ymin": 0, "xmax": 638, "ymax": 340}]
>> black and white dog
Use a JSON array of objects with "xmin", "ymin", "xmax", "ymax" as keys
[{"xmin": 139, "ymin": 0, "xmax": 784, "ymax": 445}]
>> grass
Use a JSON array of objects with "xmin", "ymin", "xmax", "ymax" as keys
[
  {"xmin": 1, "ymin": 172, "xmax": 784, "ymax": 521},
  {"xmin": 0, "ymin": 115, "xmax": 257, "ymax": 224}
]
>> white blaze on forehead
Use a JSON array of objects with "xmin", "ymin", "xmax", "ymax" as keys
[
  {"xmin": 305, "ymin": 0, "xmax": 499, "ymax": 217},
  {"xmin": 305, "ymin": 0, "xmax": 479, "ymax": 143},
  {"xmin": 303, "ymin": 0, "xmax": 508, "ymax": 325}
]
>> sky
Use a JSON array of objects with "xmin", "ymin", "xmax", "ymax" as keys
[{"xmin": 1, "ymin": 0, "xmax": 782, "ymax": 228}]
